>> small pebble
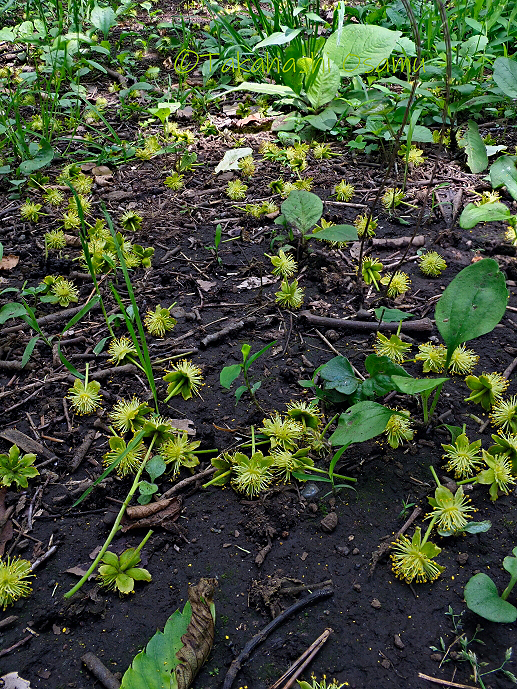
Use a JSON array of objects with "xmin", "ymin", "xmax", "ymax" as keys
[
  {"xmin": 457, "ymin": 552, "xmax": 469, "ymax": 565},
  {"xmin": 352, "ymin": 583, "xmax": 361, "ymax": 592},
  {"xmin": 430, "ymin": 653, "xmax": 442, "ymax": 662},
  {"xmin": 352, "ymin": 547, "xmax": 360, "ymax": 555},
  {"xmin": 381, "ymin": 659, "xmax": 390, "ymax": 669},
  {"xmin": 325, "ymin": 329, "xmax": 340, "ymax": 342},
  {"xmin": 371, "ymin": 598, "xmax": 381, "ymax": 609},
  {"xmin": 336, "ymin": 546, "xmax": 350, "ymax": 556},
  {"xmin": 308, "ymin": 503, "xmax": 318, "ymax": 513},
  {"xmin": 320, "ymin": 512, "xmax": 338, "ymax": 533},
  {"xmin": 394, "ymin": 634, "xmax": 405, "ymax": 649}
]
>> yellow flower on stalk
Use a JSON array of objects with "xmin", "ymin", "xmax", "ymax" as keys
[
  {"xmin": 275, "ymin": 279, "xmax": 304, "ymax": 309},
  {"xmin": 226, "ymin": 179, "xmax": 248, "ymax": 200},
  {"xmin": 107, "ymin": 336, "xmax": 137, "ymax": 365},
  {"xmin": 380, "ymin": 271, "xmax": 411, "ymax": 297},
  {"xmin": 103, "ymin": 434, "xmax": 145, "ymax": 476},
  {"xmin": 160, "ymin": 432, "xmax": 201, "ymax": 477},
  {"xmin": 20, "ymin": 201, "xmax": 42, "ymax": 222},
  {"xmin": 415, "ymin": 342, "xmax": 447, "ymax": 373},
  {"xmin": 334, "ymin": 180, "xmax": 354, "ymax": 201},
  {"xmin": 0, "ymin": 557, "xmax": 33, "ymax": 609},
  {"xmin": 238, "ymin": 155, "xmax": 256, "ymax": 177},
  {"xmin": 464, "ymin": 372, "xmax": 508, "ymax": 410},
  {"xmin": 45, "ymin": 229, "xmax": 67, "ymax": 250},
  {"xmin": 385, "ymin": 411, "xmax": 414, "ymax": 448},
  {"xmin": 67, "ymin": 365, "xmax": 102, "ymax": 415},
  {"xmin": 163, "ymin": 360, "xmax": 204, "ymax": 401},
  {"xmin": 267, "ymin": 250, "xmax": 297, "ymax": 278},
  {"xmin": 476, "ymin": 451, "xmax": 516, "ymax": 500},
  {"xmin": 51, "ymin": 278, "xmax": 79, "ymax": 307},
  {"xmin": 399, "ymin": 145, "xmax": 425, "ymax": 166},
  {"xmin": 361, "ymin": 257, "xmax": 383, "ymax": 289},
  {"xmin": 373, "ymin": 332, "xmax": 411, "ymax": 364},
  {"xmin": 426, "ymin": 484, "xmax": 475, "ymax": 533},
  {"xmin": 442, "ymin": 433, "xmax": 483, "ymax": 479},
  {"xmin": 381, "ymin": 188, "xmax": 404, "ymax": 210},
  {"xmin": 164, "ymin": 173, "xmax": 184, "ymax": 191},
  {"xmin": 391, "ymin": 527, "xmax": 444, "ymax": 584},
  {"xmin": 491, "ymin": 395, "xmax": 517, "ymax": 434},
  {"xmin": 448, "ymin": 345, "xmax": 479, "ymax": 375},
  {"xmin": 109, "ymin": 397, "xmax": 151, "ymax": 434},
  {"xmin": 260, "ymin": 414, "xmax": 304, "ymax": 451},
  {"xmin": 144, "ymin": 305, "xmax": 177, "ymax": 337},
  {"xmin": 418, "ymin": 251, "xmax": 447, "ymax": 277},
  {"xmin": 231, "ymin": 451, "xmax": 274, "ymax": 497}
]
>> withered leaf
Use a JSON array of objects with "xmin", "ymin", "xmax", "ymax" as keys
[
  {"xmin": 121, "ymin": 496, "xmax": 182, "ymax": 532},
  {"xmin": 0, "ymin": 255, "xmax": 19, "ymax": 270},
  {"xmin": 126, "ymin": 497, "xmax": 177, "ymax": 520}
]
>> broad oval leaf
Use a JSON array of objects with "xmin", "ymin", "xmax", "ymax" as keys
[
  {"xmin": 311, "ymin": 224, "xmax": 358, "ymax": 243},
  {"xmin": 462, "ymin": 520, "xmax": 491, "ymax": 534},
  {"xmin": 319, "ymin": 356, "xmax": 359, "ymax": 395},
  {"xmin": 214, "ymin": 147, "xmax": 252, "ymax": 173},
  {"xmin": 0, "ymin": 302, "xmax": 27, "ymax": 324},
  {"xmin": 89, "ymin": 5, "xmax": 116, "ymax": 36},
  {"xmin": 490, "ymin": 156, "xmax": 517, "ymax": 201},
  {"xmin": 18, "ymin": 139, "xmax": 54, "ymax": 174},
  {"xmin": 306, "ymin": 58, "xmax": 341, "ymax": 109},
  {"xmin": 220, "ymin": 364, "xmax": 241, "ymax": 389},
  {"xmin": 459, "ymin": 201, "xmax": 511, "ymax": 229},
  {"xmin": 392, "ymin": 375, "xmax": 448, "ymax": 395},
  {"xmin": 323, "ymin": 24, "xmax": 402, "ymax": 77},
  {"xmin": 493, "ymin": 57, "xmax": 517, "ymax": 99},
  {"xmin": 465, "ymin": 573, "xmax": 517, "ymax": 623},
  {"xmin": 503, "ymin": 552, "xmax": 517, "ymax": 578},
  {"xmin": 435, "ymin": 258, "xmax": 508, "ymax": 365},
  {"xmin": 281, "ymin": 190, "xmax": 323, "ymax": 234},
  {"xmin": 330, "ymin": 401, "xmax": 394, "ymax": 447},
  {"xmin": 459, "ymin": 120, "xmax": 488, "ymax": 173},
  {"xmin": 253, "ymin": 28, "xmax": 303, "ymax": 49}
]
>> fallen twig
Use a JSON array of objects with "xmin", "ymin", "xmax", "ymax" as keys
[
  {"xmin": 369, "ymin": 506, "xmax": 422, "ymax": 577},
  {"xmin": 222, "ymin": 587, "xmax": 334, "ymax": 689},
  {"xmin": 31, "ymin": 544, "xmax": 59, "ymax": 571},
  {"xmin": 300, "ymin": 312, "xmax": 433, "ymax": 334},
  {"xmin": 160, "ymin": 466, "xmax": 216, "ymax": 500},
  {"xmin": 418, "ymin": 672, "xmax": 478, "ymax": 689},
  {"xmin": 70, "ymin": 430, "xmax": 98, "ymax": 472},
  {"xmin": 200, "ymin": 317, "xmax": 257, "ymax": 348},
  {"xmin": 270, "ymin": 627, "xmax": 333, "ymax": 689},
  {"xmin": 0, "ymin": 634, "xmax": 32, "ymax": 657},
  {"xmin": 81, "ymin": 652, "xmax": 121, "ymax": 689}
]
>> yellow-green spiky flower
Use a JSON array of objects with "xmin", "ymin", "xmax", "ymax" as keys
[
  {"xmin": 381, "ymin": 271, "xmax": 411, "ymax": 297},
  {"xmin": 45, "ymin": 229, "xmax": 67, "ymax": 250},
  {"xmin": 275, "ymin": 279, "xmax": 304, "ymax": 309},
  {"xmin": 354, "ymin": 214, "xmax": 377, "ymax": 237},
  {"xmin": 381, "ymin": 188, "xmax": 404, "ymax": 210},
  {"xmin": 448, "ymin": 345, "xmax": 479, "ymax": 375},
  {"xmin": 109, "ymin": 397, "xmax": 151, "ymax": 434},
  {"xmin": 373, "ymin": 332, "xmax": 411, "ymax": 364},
  {"xmin": 107, "ymin": 337, "xmax": 137, "ymax": 366},
  {"xmin": 260, "ymin": 414, "xmax": 304, "ymax": 451},
  {"xmin": 334, "ymin": 180, "xmax": 354, "ymax": 201},
  {"xmin": 63, "ymin": 210, "xmax": 80, "ymax": 230},
  {"xmin": 475, "ymin": 190, "xmax": 501, "ymax": 206},
  {"xmin": 0, "ymin": 557, "xmax": 33, "ymax": 609},
  {"xmin": 144, "ymin": 305, "xmax": 177, "ymax": 337},
  {"xmin": 361, "ymin": 257, "xmax": 383, "ymax": 290},
  {"xmin": 226, "ymin": 179, "xmax": 248, "ymax": 200},
  {"xmin": 491, "ymin": 395, "xmax": 517, "ymax": 434},
  {"xmin": 71, "ymin": 173, "xmax": 93, "ymax": 195},
  {"xmin": 238, "ymin": 155, "xmax": 256, "ymax": 177},
  {"xmin": 426, "ymin": 484, "xmax": 474, "ymax": 533},
  {"xmin": 68, "ymin": 194, "xmax": 91, "ymax": 216},
  {"xmin": 267, "ymin": 249, "xmax": 297, "ymax": 278},
  {"xmin": 285, "ymin": 146, "xmax": 307, "ymax": 171},
  {"xmin": 415, "ymin": 342, "xmax": 447, "ymax": 373},
  {"xmin": 120, "ymin": 210, "xmax": 142, "ymax": 232},
  {"xmin": 391, "ymin": 528, "xmax": 444, "ymax": 584},
  {"xmin": 271, "ymin": 447, "xmax": 314, "ymax": 482},
  {"xmin": 400, "ymin": 145, "xmax": 425, "ymax": 166},
  {"xmin": 20, "ymin": 201, "xmax": 42, "ymax": 222},
  {"xmin": 442, "ymin": 433, "xmax": 483, "ymax": 479},
  {"xmin": 164, "ymin": 172, "xmax": 184, "ymax": 191},
  {"xmin": 231, "ymin": 451, "xmax": 274, "ymax": 497},
  {"xmin": 385, "ymin": 411, "xmax": 414, "ymax": 448},
  {"xmin": 464, "ymin": 372, "xmax": 508, "ymax": 411},
  {"xmin": 103, "ymin": 434, "xmax": 145, "ymax": 476},
  {"xmin": 285, "ymin": 400, "xmax": 322, "ymax": 430},
  {"xmin": 163, "ymin": 359, "xmax": 203, "ymax": 401},
  {"xmin": 52, "ymin": 278, "xmax": 79, "ymax": 307},
  {"xmin": 43, "ymin": 188, "xmax": 64, "ymax": 206},
  {"xmin": 293, "ymin": 178, "xmax": 313, "ymax": 191},
  {"xmin": 476, "ymin": 451, "xmax": 516, "ymax": 500},
  {"xmin": 312, "ymin": 143, "xmax": 336, "ymax": 159},
  {"xmin": 67, "ymin": 366, "xmax": 102, "ymax": 415},
  {"xmin": 160, "ymin": 432, "xmax": 201, "ymax": 477},
  {"xmin": 418, "ymin": 251, "xmax": 447, "ymax": 277}
]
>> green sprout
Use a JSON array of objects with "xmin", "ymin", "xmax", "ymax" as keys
[
  {"xmin": 361, "ymin": 257, "xmax": 383, "ymax": 290},
  {"xmin": 164, "ymin": 173, "xmax": 184, "ymax": 191},
  {"xmin": 98, "ymin": 531, "xmax": 152, "ymax": 594},
  {"xmin": 120, "ymin": 210, "xmax": 143, "ymax": 232},
  {"xmin": 0, "ymin": 445, "xmax": 39, "ymax": 489}
]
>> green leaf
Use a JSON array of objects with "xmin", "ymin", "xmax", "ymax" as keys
[
  {"xmin": 116, "ymin": 572, "xmax": 135, "ymax": 594},
  {"xmin": 126, "ymin": 567, "xmax": 152, "ymax": 582},
  {"xmin": 281, "ymin": 190, "xmax": 323, "ymax": 235},
  {"xmin": 374, "ymin": 308, "xmax": 413, "ymax": 323},
  {"xmin": 306, "ymin": 59, "xmax": 341, "ymax": 109},
  {"xmin": 18, "ymin": 139, "xmax": 54, "ymax": 175},
  {"xmin": 245, "ymin": 340, "xmax": 277, "ymax": 370},
  {"xmin": 323, "ymin": 24, "xmax": 402, "ymax": 78},
  {"xmin": 220, "ymin": 364, "xmax": 242, "ymax": 389},
  {"xmin": 146, "ymin": 456, "xmax": 166, "ymax": 482},
  {"xmin": 493, "ymin": 57, "xmax": 517, "ymax": 99},
  {"xmin": 254, "ymin": 28, "xmax": 303, "ymax": 49},
  {"xmin": 503, "ymin": 553, "xmax": 517, "ymax": 578},
  {"xmin": 490, "ymin": 156, "xmax": 517, "ymax": 201},
  {"xmin": 222, "ymin": 81, "xmax": 296, "ymax": 99},
  {"xmin": 465, "ymin": 573, "xmax": 517, "ymax": 623},
  {"xmin": 138, "ymin": 480, "xmax": 158, "ymax": 495},
  {"xmin": 21, "ymin": 335, "xmax": 39, "ymax": 368},
  {"xmin": 459, "ymin": 120, "xmax": 488, "ymax": 173},
  {"xmin": 462, "ymin": 520, "xmax": 491, "ymax": 534},
  {"xmin": 234, "ymin": 384, "xmax": 247, "ymax": 404},
  {"xmin": 319, "ymin": 356, "xmax": 359, "ymax": 395},
  {"xmin": 310, "ymin": 224, "xmax": 358, "ymax": 243},
  {"xmin": 214, "ymin": 147, "xmax": 252, "ymax": 173},
  {"xmin": 330, "ymin": 401, "xmax": 394, "ymax": 447},
  {"xmin": 62, "ymin": 295, "xmax": 100, "ymax": 334},
  {"xmin": 303, "ymin": 108, "xmax": 338, "ymax": 131},
  {"xmin": 459, "ymin": 201, "xmax": 511, "ymax": 229},
  {"xmin": 0, "ymin": 302, "xmax": 27, "ymax": 325},
  {"xmin": 391, "ymin": 375, "xmax": 448, "ymax": 395},
  {"xmin": 434, "ymin": 258, "xmax": 508, "ymax": 366}
]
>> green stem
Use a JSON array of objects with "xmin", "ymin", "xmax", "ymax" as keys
[
  {"xmin": 164, "ymin": 380, "xmax": 184, "ymax": 403},
  {"xmin": 203, "ymin": 469, "xmax": 231, "ymax": 489},
  {"xmin": 421, "ymin": 514, "xmax": 439, "ymax": 546},
  {"xmin": 501, "ymin": 573, "xmax": 517, "ymax": 601},
  {"xmin": 429, "ymin": 465, "xmax": 441, "ymax": 487},
  {"xmin": 308, "ymin": 466, "xmax": 357, "ymax": 483},
  {"xmin": 126, "ymin": 529, "xmax": 154, "ymax": 568},
  {"xmin": 64, "ymin": 434, "xmax": 157, "ymax": 599},
  {"xmin": 126, "ymin": 355, "xmax": 146, "ymax": 373}
]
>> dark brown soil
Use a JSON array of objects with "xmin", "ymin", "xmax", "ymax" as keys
[{"xmin": 1, "ymin": 108, "xmax": 517, "ymax": 689}]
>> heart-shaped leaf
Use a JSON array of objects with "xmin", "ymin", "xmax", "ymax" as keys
[{"xmin": 465, "ymin": 572, "xmax": 517, "ymax": 623}]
